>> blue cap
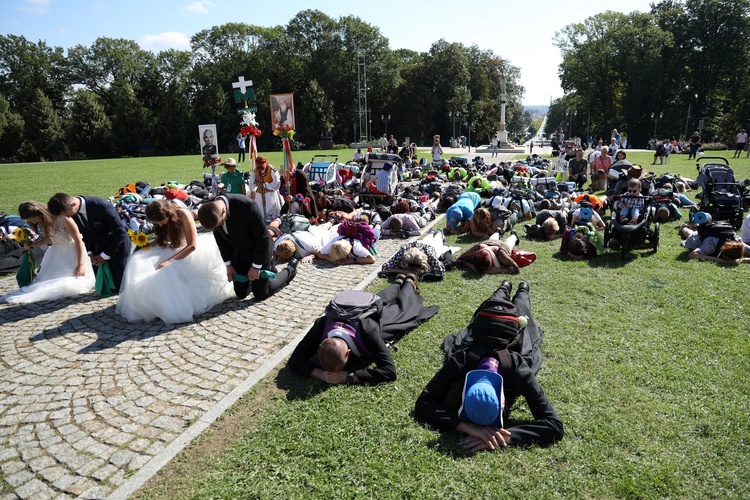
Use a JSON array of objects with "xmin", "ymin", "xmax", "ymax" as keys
[{"xmin": 459, "ymin": 368, "xmax": 504, "ymax": 427}]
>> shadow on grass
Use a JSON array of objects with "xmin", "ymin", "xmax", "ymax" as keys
[{"xmin": 274, "ymin": 366, "xmax": 328, "ymax": 401}]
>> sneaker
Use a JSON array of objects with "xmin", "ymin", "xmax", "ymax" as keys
[
  {"xmin": 630, "ymin": 217, "xmax": 638, "ymax": 225},
  {"xmin": 394, "ymin": 273, "xmax": 407, "ymax": 287}
]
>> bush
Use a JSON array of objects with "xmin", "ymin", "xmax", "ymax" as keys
[
  {"xmin": 332, "ymin": 144, "xmax": 348, "ymax": 150},
  {"xmin": 702, "ymin": 142, "xmax": 728, "ymax": 151}
]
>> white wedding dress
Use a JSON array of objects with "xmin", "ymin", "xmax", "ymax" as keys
[
  {"xmin": 116, "ymin": 233, "xmax": 234, "ymax": 324},
  {"xmin": 1, "ymin": 218, "xmax": 95, "ymax": 304}
]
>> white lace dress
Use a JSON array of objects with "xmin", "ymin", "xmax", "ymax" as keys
[
  {"xmin": 115, "ymin": 233, "xmax": 234, "ymax": 324},
  {"xmin": 1, "ymin": 218, "xmax": 95, "ymax": 304}
]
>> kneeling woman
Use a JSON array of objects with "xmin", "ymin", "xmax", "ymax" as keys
[{"xmin": 116, "ymin": 200, "xmax": 234, "ymax": 324}]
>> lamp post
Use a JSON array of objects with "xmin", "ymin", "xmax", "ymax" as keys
[
  {"xmin": 651, "ymin": 112, "xmax": 663, "ymax": 140},
  {"xmin": 449, "ymin": 111, "xmax": 460, "ymax": 141},
  {"xmin": 566, "ymin": 110, "xmax": 577, "ymax": 139},
  {"xmin": 381, "ymin": 114, "xmax": 391, "ymax": 138},
  {"xmin": 465, "ymin": 121, "xmax": 474, "ymax": 153}
]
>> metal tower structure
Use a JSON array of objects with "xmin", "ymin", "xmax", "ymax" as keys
[{"xmin": 357, "ymin": 52, "xmax": 368, "ymax": 144}]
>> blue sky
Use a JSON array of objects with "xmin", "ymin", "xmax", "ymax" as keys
[{"xmin": 4, "ymin": 0, "xmax": 656, "ymax": 105}]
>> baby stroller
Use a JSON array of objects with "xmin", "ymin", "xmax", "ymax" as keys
[
  {"xmin": 306, "ymin": 154, "xmax": 341, "ymax": 195},
  {"xmin": 603, "ymin": 194, "xmax": 660, "ymax": 259},
  {"xmin": 360, "ymin": 153, "xmax": 402, "ymax": 207},
  {"xmin": 692, "ymin": 157, "xmax": 745, "ymax": 229}
]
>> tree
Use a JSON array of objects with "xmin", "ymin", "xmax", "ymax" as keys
[
  {"xmin": 23, "ymin": 89, "xmax": 64, "ymax": 160},
  {"xmin": 298, "ymin": 79, "xmax": 334, "ymax": 147},
  {"xmin": 65, "ymin": 89, "xmax": 112, "ymax": 159}
]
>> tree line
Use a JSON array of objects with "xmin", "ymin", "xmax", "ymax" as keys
[
  {"xmin": 546, "ymin": 0, "xmax": 750, "ymax": 149},
  {"xmin": 0, "ymin": 9, "xmax": 525, "ymax": 163}
]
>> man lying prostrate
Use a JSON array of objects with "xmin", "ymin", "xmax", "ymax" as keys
[
  {"xmin": 415, "ymin": 281, "xmax": 563, "ymax": 450},
  {"xmin": 287, "ymin": 276, "xmax": 439, "ymax": 385},
  {"xmin": 274, "ymin": 221, "xmax": 335, "ymax": 263}
]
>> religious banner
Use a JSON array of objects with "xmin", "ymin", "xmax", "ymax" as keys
[
  {"xmin": 270, "ymin": 93, "xmax": 295, "ymax": 132},
  {"xmin": 199, "ymin": 124, "xmax": 220, "ymax": 195}
]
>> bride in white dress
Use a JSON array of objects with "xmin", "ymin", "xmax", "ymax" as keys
[
  {"xmin": 1, "ymin": 201, "xmax": 95, "ymax": 304},
  {"xmin": 116, "ymin": 199, "xmax": 233, "ymax": 324}
]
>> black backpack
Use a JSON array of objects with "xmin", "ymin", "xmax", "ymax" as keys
[
  {"xmin": 697, "ymin": 222, "xmax": 737, "ymax": 255},
  {"xmin": 467, "ymin": 295, "xmax": 524, "ymax": 353},
  {"xmin": 279, "ymin": 214, "xmax": 310, "ymax": 234},
  {"xmin": 324, "ymin": 290, "xmax": 383, "ymax": 333}
]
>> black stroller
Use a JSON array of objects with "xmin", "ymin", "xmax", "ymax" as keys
[
  {"xmin": 603, "ymin": 194, "xmax": 660, "ymax": 259},
  {"xmin": 691, "ymin": 157, "xmax": 745, "ymax": 229}
]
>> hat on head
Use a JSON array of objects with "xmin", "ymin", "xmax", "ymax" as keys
[
  {"xmin": 459, "ymin": 358, "xmax": 504, "ymax": 427},
  {"xmin": 383, "ymin": 162, "xmax": 393, "ymax": 171},
  {"xmin": 222, "ymin": 158, "xmax": 237, "ymax": 167},
  {"xmin": 627, "ymin": 165, "xmax": 643, "ymax": 179}
]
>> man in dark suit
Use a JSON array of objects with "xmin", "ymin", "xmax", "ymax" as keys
[
  {"xmin": 48, "ymin": 192, "xmax": 131, "ymax": 292},
  {"xmin": 197, "ymin": 194, "xmax": 296, "ymax": 301}
]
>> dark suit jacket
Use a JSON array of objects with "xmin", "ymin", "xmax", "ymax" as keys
[
  {"xmin": 76, "ymin": 196, "xmax": 130, "ymax": 259},
  {"xmin": 213, "ymin": 194, "xmax": 273, "ymax": 271}
]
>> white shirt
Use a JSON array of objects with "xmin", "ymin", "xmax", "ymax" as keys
[
  {"xmin": 274, "ymin": 225, "xmax": 334, "ymax": 258},
  {"xmin": 320, "ymin": 235, "xmax": 371, "ymax": 258},
  {"xmin": 742, "ymin": 213, "xmax": 750, "ymax": 244}
]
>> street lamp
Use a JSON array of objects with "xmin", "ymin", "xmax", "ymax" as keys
[
  {"xmin": 449, "ymin": 111, "xmax": 460, "ymax": 140},
  {"xmin": 381, "ymin": 114, "xmax": 391, "ymax": 138},
  {"xmin": 465, "ymin": 121, "xmax": 474, "ymax": 153},
  {"xmin": 566, "ymin": 110, "xmax": 577, "ymax": 139},
  {"xmin": 651, "ymin": 112, "xmax": 663, "ymax": 140}
]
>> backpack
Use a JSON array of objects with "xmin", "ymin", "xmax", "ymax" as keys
[
  {"xmin": 337, "ymin": 220, "xmax": 377, "ymax": 249},
  {"xmin": 279, "ymin": 214, "xmax": 310, "ymax": 234},
  {"xmin": 697, "ymin": 222, "xmax": 736, "ymax": 255},
  {"xmin": 324, "ymin": 290, "xmax": 384, "ymax": 334},
  {"xmin": 467, "ymin": 295, "xmax": 524, "ymax": 353}
]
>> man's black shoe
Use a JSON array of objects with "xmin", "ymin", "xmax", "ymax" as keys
[
  {"xmin": 515, "ymin": 281, "xmax": 530, "ymax": 296},
  {"xmin": 287, "ymin": 258, "xmax": 298, "ymax": 277},
  {"xmin": 497, "ymin": 279, "xmax": 512, "ymax": 298}
]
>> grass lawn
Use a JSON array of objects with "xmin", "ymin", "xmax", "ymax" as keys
[{"xmin": 3, "ymin": 149, "xmax": 750, "ymax": 498}]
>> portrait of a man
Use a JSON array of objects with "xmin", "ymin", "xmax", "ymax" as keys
[
  {"xmin": 199, "ymin": 124, "xmax": 219, "ymax": 158},
  {"xmin": 270, "ymin": 94, "xmax": 295, "ymax": 131}
]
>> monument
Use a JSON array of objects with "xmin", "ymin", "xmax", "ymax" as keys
[{"xmin": 497, "ymin": 73, "xmax": 511, "ymax": 148}]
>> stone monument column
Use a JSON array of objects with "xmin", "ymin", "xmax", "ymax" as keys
[{"xmin": 497, "ymin": 73, "xmax": 510, "ymax": 147}]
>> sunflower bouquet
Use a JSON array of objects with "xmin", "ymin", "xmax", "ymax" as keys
[
  {"xmin": 127, "ymin": 229, "xmax": 151, "ymax": 251},
  {"xmin": 12, "ymin": 227, "xmax": 37, "ymax": 286},
  {"xmin": 12, "ymin": 227, "xmax": 34, "ymax": 246}
]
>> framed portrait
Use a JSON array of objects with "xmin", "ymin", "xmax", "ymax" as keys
[
  {"xmin": 199, "ymin": 124, "xmax": 219, "ymax": 158},
  {"xmin": 269, "ymin": 93, "xmax": 295, "ymax": 131}
]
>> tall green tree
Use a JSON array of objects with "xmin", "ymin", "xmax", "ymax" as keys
[
  {"xmin": 23, "ymin": 89, "xmax": 64, "ymax": 160},
  {"xmin": 65, "ymin": 89, "xmax": 112, "ymax": 158}
]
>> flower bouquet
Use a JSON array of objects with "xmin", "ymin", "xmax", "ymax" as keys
[
  {"xmin": 12, "ymin": 227, "xmax": 37, "ymax": 287},
  {"xmin": 273, "ymin": 123, "xmax": 296, "ymax": 141},
  {"xmin": 127, "ymin": 229, "xmax": 151, "ymax": 251}
]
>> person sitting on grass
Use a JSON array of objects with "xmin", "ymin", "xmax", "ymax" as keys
[
  {"xmin": 414, "ymin": 280, "xmax": 564, "ymax": 450},
  {"xmin": 287, "ymin": 276, "xmax": 439, "ymax": 385}
]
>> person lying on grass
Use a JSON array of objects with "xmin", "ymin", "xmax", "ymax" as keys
[
  {"xmin": 415, "ymin": 280, "xmax": 563, "ymax": 450},
  {"xmin": 287, "ymin": 277, "xmax": 438, "ymax": 385}
]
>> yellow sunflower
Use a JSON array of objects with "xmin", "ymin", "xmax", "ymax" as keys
[{"xmin": 134, "ymin": 232, "xmax": 150, "ymax": 249}]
